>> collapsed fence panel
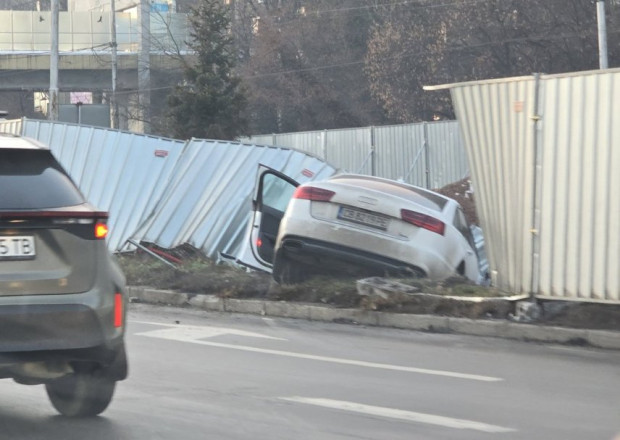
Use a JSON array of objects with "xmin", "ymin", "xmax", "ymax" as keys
[
  {"xmin": 16, "ymin": 119, "xmax": 187, "ymax": 252},
  {"xmin": 130, "ymin": 139, "xmax": 336, "ymax": 260}
]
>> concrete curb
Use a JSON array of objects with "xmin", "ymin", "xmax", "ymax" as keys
[{"xmin": 127, "ymin": 286, "xmax": 620, "ymax": 351}]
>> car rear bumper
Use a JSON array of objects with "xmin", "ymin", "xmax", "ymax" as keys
[
  {"xmin": 0, "ymin": 304, "xmax": 108, "ymax": 353},
  {"xmin": 276, "ymin": 235, "xmax": 426, "ymax": 277}
]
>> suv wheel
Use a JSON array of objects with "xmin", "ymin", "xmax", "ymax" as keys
[{"xmin": 46, "ymin": 372, "xmax": 116, "ymax": 417}]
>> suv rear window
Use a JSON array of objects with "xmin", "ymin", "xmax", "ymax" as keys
[{"xmin": 0, "ymin": 149, "xmax": 85, "ymax": 209}]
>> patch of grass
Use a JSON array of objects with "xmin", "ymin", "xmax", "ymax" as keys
[
  {"xmin": 393, "ymin": 276, "xmax": 507, "ymax": 298},
  {"xmin": 268, "ymin": 276, "xmax": 361, "ymax": 308},
  {"xmin": 116, "ymin": 252, "xmax": 272, "ymax": 298}
]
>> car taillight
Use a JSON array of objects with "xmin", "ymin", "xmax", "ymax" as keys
[
  {"xmin": 95, "ymin": 221, "xmax": 109, "ymax": 239},
  {"xmin": 293, "ymin": 186, "xmax": 335, "ymax": 202},
  {"xmin": 400, "ymin": 209, "xmax": 445, "ymax": 235},
  {"xmin": 114, "ymin": 292, "xmax": 123, "ymax": 328}
]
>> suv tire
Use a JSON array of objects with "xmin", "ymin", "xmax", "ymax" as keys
[{"xmin": 45, "ymin": 372, "xmax": 116, "ymax": 417}]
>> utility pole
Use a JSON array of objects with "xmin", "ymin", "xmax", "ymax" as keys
[
  {"xmin": 49, "ymin": 0, "xmax": 59, "ymax": 121},
  {"xmin": 110, "ymin": 0, "xmax": 119, "ymax": 129},
  {"xmin": 137, "ymin": 0, "xmax": 151, "ymax": 133},
  {"xmin": 597, "ymin": 0, "xmax": 609, "ymax": 69}
]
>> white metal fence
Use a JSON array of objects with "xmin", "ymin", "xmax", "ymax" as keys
[
  {"xmin": 436, "ymin": 68, "xmax": 620, "ymax": 304},
  {"xmin": 1, "ymin": 118, "xmax": 335, "ymax": 262},
  {"xmin": 240, "ymin": 120, "xmax": 470, "ymax": 190}
]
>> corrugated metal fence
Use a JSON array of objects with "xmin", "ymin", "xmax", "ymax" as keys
[
  {"xmin": 240, "ymin": 120, "xmax": 469, "ymax": 190},
  {"xmin": 437, "ymin": 69, "xmax": 620, "ymax": 303},
  {"xmin": 2, "ymin": 119, "xmax": 335, "ymax": 261}
]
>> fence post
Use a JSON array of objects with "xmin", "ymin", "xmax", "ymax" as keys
[
  {"xmin": 370, "ymin": 126, "xmax": 376, "ymax": 176},
  {"xmin": 423, "ymin": 122, "xmax": 430, "ymax": 188},
  {"xmin": 322, "ymin": 129, "xmax": 328, "ymax": 162}
]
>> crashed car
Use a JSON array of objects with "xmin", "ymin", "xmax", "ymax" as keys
[
  {"xmin": 0, "ymin": 134, "xmax": 128, "ymax": 417},
  {"xmin": 238, "ymin": 166, "xmax": 480, "ymax": 283}
]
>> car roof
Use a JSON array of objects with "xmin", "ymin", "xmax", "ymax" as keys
[
  {"xmin": 327, "ymin": 173, "xmax": 451, "ymax": 212},
  {"xmin": 0, "ymin": 133, "xmax": 48, "ymax": 150}
]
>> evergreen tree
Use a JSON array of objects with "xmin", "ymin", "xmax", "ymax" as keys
[{"xmin": 166, "ymin": 0, "xmax": 247, "ymax": 140}]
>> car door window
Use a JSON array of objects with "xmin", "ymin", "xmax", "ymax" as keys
[
  {"xmin": 255, "ymin": 172, "xmax": 297, "ymax": 263},
  {"xmin": 453, "ymin": 208, "xmax": 476, "ymax": 251},
  {"xmin": 261, "ymin": 173, "xmax": 297, "ymax": 212}
]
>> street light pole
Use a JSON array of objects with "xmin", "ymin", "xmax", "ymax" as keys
[{"xmin": 597, "ymin": 0, "xmax": 609, "ymax": 69}]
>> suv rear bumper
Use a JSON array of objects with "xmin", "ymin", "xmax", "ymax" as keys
[{"xmin": 0, "ymin": 303, "xmax": 109, "ymax": 353}]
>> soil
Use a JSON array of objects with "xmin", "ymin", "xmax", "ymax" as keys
[
  {"xmin": 117, "ymin": 250, "xmax": 620, "ymax": 332},
  {"xmin": 435, "ymin": 178, "xmax": 478, "ymax": 225},
  {"xmin": 117, "ymin": 178, "xmax": 619, "ymax": 333}
]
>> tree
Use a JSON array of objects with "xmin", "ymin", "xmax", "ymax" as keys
[
  {"xmin": 238, "ymin": 0, "xmax": 392, "ymax": 134},
  {"xmin": 166, "ymin": 0, "xmax": 247, "ymax": 140},
  {"xmin": 365, "ymin": 0, "xmax": 620, "ymax": 123}
]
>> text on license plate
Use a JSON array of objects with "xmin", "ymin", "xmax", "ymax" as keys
[
  {"xmin": 338, "ymin": 207, "xmax": 389, "ymax": 230},
  {"xmin": 0, "ymin": 236, "xmax": 36, "ymax": 259}
]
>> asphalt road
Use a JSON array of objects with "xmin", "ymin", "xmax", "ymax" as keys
[{"xmin": 0, "ymin": 303, "xmax": 618, "ymax": 440}]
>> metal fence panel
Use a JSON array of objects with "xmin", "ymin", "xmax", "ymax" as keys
[
  {"xmin": 373, "ymin": 123, "xmax": 427, "ymax": 187},
  {"xmin": 537, "ymin": 72, "xmax": 620, "ymax": 303},
  {"xmin": 131, "ymin": 140, "xmax": 336, "ymax": 259},
  {"xmin": 426, "ymin": 121, "xmax": 469, "ymax": 189},
  {"xmin": 240, "ymin": 121, "xmax": 469, "ymax": 189},
  {"xmin": 324, "ymin": 127, "xmax": 373, "ymax": 174},
  {"xmin": 276, "ymin": 131, "xmax": 325, "ymax": 159},
  {"xmin": 450, "ymin": 77, "xmax": 537, "ymax": 296},
  {"xmin": 19, "ymin": 119, "xmax": 187, "ymax": 252},
  {"xmin": 443, "ymin": 69, "xmax": 620, "ymax": 303}
]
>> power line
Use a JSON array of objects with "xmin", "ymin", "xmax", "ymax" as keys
[{"xmin": 243, "ymin": 28, "xmax": 618, "ymax": 80}]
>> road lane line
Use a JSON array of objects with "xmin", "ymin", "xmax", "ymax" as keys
[
  {"xmin": 136, "ymin": 326, "xmax": 503, "ymax": 382},
  {"xmin": 131, "ymin": 322, "xmax": 286, "ymax": 340},
  {"xmin": 281, "ymin": 397, "xmax": 516, "ymax": 433}
]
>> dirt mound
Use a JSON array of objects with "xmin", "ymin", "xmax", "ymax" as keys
[{"xmin": 435, "ymin": 178, "xmax": 478, "ymax": 225}]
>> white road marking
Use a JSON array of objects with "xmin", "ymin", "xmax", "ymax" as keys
[
  {"xmin": 135, "ymin": 324, "xmax": 502, "ymax": 382},
  {"xmin": 132, "ymin": 321, "xmax": 286, "ymax": 341},
  {"xmin": 281, "ymin": 397, "xmax": 517, "ymax": 433}
]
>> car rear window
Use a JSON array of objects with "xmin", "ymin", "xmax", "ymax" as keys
[
  {"xmin": 0, "ymin": 149, "xmax": 85, "ymax": 209},
  {"xmin": 330, "ymin": 176, "xmax": 448, "ymax": 211}
]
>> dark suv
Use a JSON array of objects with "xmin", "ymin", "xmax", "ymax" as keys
[{"xmin": 0, "ymin": 134, "xmax": 127, "ymax": 416}]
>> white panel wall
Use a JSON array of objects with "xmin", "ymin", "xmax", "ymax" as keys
[{"xmin": 446, "ymin": 69, "xmax": 620, "ymax": 303}]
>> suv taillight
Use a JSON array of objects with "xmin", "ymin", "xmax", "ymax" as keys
[
  {"xmin": 293, "ymin": 186, "xmax": 335, "ymax": 202},
  {"xmin": 400, "ymin": 209, "xmax": 445, "ymax": 235},
  {"xmin": 95, "ymin": 221, "xmax": 109, "ymax": 239},
  {"xmin": 0, "ymin": 210, "xmax": 110, "ymax": 240}
]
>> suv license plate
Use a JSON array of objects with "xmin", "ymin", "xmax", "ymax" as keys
[
  {"xmin": 0, "ymin": 236, "xmax": 36, "ymax": 260},
  {"xmin": 338, "ymin": 207, "xmax": 389, "ymax": 230}
]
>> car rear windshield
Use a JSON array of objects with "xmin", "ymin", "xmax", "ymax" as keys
[
  {"xmin": 0, "ymin": 149, "xmax": 85, "ymax": 209},
  {"xmin": 331, "ymin": 176, "xmax": 448, "ymax": 211}
]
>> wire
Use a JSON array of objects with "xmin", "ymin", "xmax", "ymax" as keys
[{"xmin": 243, "ymin": 27, "xmax": 619, "ymax": 80}]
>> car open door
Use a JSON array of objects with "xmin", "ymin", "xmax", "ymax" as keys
[{"xmin": 235, "ymin": 165, "xmax": 299, "ymax": 272}]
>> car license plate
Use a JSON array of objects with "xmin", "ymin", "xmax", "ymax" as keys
[
  {"xmin": 0, "ymin": 236, "xmax": 36, "ymax": 260},
  {"xmin": 338, "ymin": 207, "xmax": 389, "ymax": 230}
]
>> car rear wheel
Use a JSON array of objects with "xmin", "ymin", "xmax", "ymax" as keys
[
  {"xmin": 46, "ymin": 372, "xmax": 116, "ymax": 417},
  {"xmin": 274, "ymin": 255, "xmax": 305, "ymax": 284}
]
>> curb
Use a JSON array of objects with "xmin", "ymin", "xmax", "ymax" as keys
[{"xmin": 127, "ymin": 286, "xmax": 620, "ymax": 351}]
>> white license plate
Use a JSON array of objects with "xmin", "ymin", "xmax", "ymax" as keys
[
  {"xmin": 338, "ymin": 207, "xmax": 389, "ymax": 230},
  {"xmin": 0, "ymin": 236, "xmax": 36, "ymax": 259}
]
